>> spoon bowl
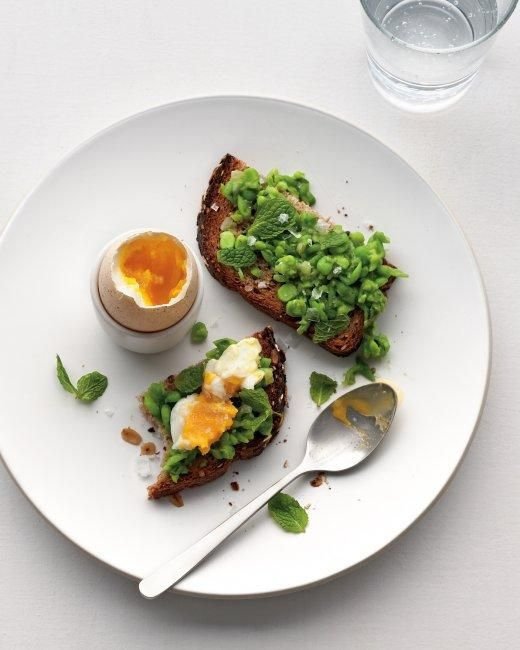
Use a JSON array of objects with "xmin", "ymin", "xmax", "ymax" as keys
[
  {"xmin": 305, "ymin": 382, "xmax": 398, "ymax": 472},
  {"xmin": 139, "ymin": 382, "xmax": 398, "ymax": 599}
]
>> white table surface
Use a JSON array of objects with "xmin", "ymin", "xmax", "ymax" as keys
[{"xmin": 1, "ymin": 1, "xmax": 519, "ymax": 648}]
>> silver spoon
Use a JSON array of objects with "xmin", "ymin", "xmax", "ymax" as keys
[{"xmin": 139, "ymin": 382, "xmax": 398, "ymax": 599}]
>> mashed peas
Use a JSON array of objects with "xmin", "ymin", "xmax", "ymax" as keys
[{"xmin": 217, "ymin": 166, "xmax": 407, "ymax": 375}]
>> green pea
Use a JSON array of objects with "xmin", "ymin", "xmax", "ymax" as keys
[
  {"xmin": 317, "ymin": 255, "xmax": 334, "ymax": 276},
  {"xmin": 330, "ymin": 244, "xmax": 349, "ymax": 255},
  {"xmin": 297, "ymin": 320, "xmax": 310, "ymax": 334},
  {"xmin": 165, "ymin": 390, "xmax": 182, "ymax": 404},
  {"xmin": 254, "ymin": 240, "xmax": 267, "ymax": 250},
  {"xmin": 286, "ymin": 298, "xmax": 307, "ymax": 317},
  {"xmin": 190, "ymin": 321, "xmax": 208, "ymax": 343},
  {"xmin": 334, "ymin": 255, "xmax": 350, "ymax": 270},
  {"xmin": 309, "ymin": 252, "xmax": 323, "ymax": 267},
  {"xmin": 297, "ymin": 260, "xmax": 312, "ymax": 277},
  {"xmin": 336, "ymin": 304, "xmax": 350, "ymax": 316},
  {"xmin": 235, "ymin": 234, "xmax": 248, "ymax": 248},
  {"xmin": 277, "ymin": 283, "xmax": 298, "ymax": 303},
  {"xmin": 301, "ymin": 212, "xmax": 318, "ymax": 228},
  {"xmin": 260, "ymin": 356, "xmax": 272, "ymax": 368},
  {"xmin": 219, "ymin": 231, "xmax": 235, "ymax": 249},
  {"xmin": 261, "ymin": 249, "xmax": 275, "ymax": 264},
  {"xmin": 280, "ymin": 255, "xmax": 297, "ymax": 267},
  {"xmin": 250, "ymin": 266, "xmax": 263, "ymax": 278},
  {"xmin": 242, "ymin": 188, "xmax": 257, "ymax": 202},
  {"xmin": 344, "ymin": 260, "xmax": 362, "ymax": 285},
  {"xmin": 237, "ymin": 194, "xmax": 251, "ymax": 218},
  {"xmin": 143, "ymin": 394, "xmax": 161, "ymax": 419},
  {"xmin": 231, "ymin": 211, "xmax": 245, "ymax": 224},
  {"xmin": 147, "ymin": 382, "xmax": 166, "ymax": 403},
  {"xmin": 161, "ymin": 404, "xmax": 172, "ymax": 433},
  {"xmin": 349, "ymin": 231, "xmax": 365, "ymax": 246},
  {"xmin": 274, "ymin": 245, "xmax": 286, "ymax": 258}
]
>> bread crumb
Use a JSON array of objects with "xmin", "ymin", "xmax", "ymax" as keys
[
  {"xmin": 230, "ymin": 481, "xmax": 240, "ymax": 491},
  {"xmin": 121, "ymin": 427, "xmax": 142, "ymax": 445},
  {"xmin": 170, "ymin": 494, "xmax": 184, "ymax": 508},
  {"xmin": 210, "ymin": 202, "xmax": 219, "ymax": 211},
  {"xmin": 140, "ymin": 442, "xmax": 156, "ymax": 456},
  {"xmin": 147, "ymin": 427, "xmax": 155, "ymax": 433},
  {"xmin": 104, "ymin": 408, "xmax": 114, "ymax": 417},
  {"xmin": 310, "ymin": 472, "xmax": 325, "ymax": 488},
  {"xmin": 283, "ymin": 460, "xmax": 289, "ymax": 468}
]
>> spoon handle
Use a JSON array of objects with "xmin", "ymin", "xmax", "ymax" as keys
[{"xmin": 139, "ymin": 466, "xmax": 305, "ymax": 598}]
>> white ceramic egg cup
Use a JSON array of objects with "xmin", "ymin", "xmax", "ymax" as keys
[{"xmin": 90, "ymin": 230, "xmax": 204, "ymax": 354}]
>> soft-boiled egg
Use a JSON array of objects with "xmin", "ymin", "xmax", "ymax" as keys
[
  {"xmin": 171, "ymin": 338, "xmax": 265, "ymax": 454},
  {"xmin": 97, "ymin": 230, "xmax": 199, "ymax": 332}
]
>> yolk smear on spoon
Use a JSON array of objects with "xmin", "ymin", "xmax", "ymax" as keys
[{"xmin": 118, "ymin": 233, "xmax": 187, "ymax": 306}]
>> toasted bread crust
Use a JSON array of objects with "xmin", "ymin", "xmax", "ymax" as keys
[
  {"xmin": 146, "ymin": 326, "xmax": 286, "ymax": 500},
  {"xmin": 197, "ymin": 154, "xmax": 370, "ymax": 356}
]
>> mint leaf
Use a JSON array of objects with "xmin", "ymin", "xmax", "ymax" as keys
[
  {"xmin": 309, "ymin": 371, "xmax": 337, "ymax": 406},
  {"xmin": 56, "ymin": 355, "xmax": 107, "ymax": 403},
  {"xmin": 268, "ymin": 492, "xmax": 309, "ymax": 533},
  {"xmin": 76, "ymin": 371, "xmax": 108, "ymax": 403},
  {"xmin": 56, "ymin": 355, "xmax": 77, "ymax": 396},
  {"xmin": 205, "ymin": 338, "xmax": 237, "ymax": 360},
  {"xmin": 320, "ymin": 231, "xmax": 349, "ymax": 250},
  {"xmin": 248, "ymin": 197, "xmax": 296, "ymax": 240},
  {"xmin": 174, "ymin": 363, "xmax": 204, "ymax": 394},
  {"xmin": 312, "ymin": 315, "xmax": 350, "ymax": 343},
  {"xmin": 238, "ymin": 388, "xmax": 272, "ymax": 415},
  {"xmin": 217, "ymin": 247, "xmax": 257, "ymax": 268}
]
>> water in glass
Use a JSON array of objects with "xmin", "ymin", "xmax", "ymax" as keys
[{"xmin": 360, "ymin": 0, "xmax": 515, "ymax": 111}]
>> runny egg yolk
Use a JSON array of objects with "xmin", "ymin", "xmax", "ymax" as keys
[
  {"xmin": 204, "ymin": 372, "xmax": 243, "ymax": 397},
  {"xmin": 180, "ymin": 392, "xmax": 237, "ymax": 455},
  {"xmin": 171, "ymin": 338, "xmax": 264, "ymax": 454},
  {"xmin": 118, "ymin": 233, "xmax": 187, "ymax": 306}
]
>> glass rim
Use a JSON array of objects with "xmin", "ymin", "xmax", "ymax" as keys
[{"xmin": 360, "ymin": 0, "xmax": 519, "ymax": 54}]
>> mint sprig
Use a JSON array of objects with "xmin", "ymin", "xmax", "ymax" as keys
[
  {"xmin": 248, "ymin": 197, "xmax": 296, "ymax": 240},
  {"xmin": 268, "ymin": 492, "xmax": 309, "ymax": 533},
  {"xmin": 56, "ymin": 355, "xmax": 108, "ymax": 403},
  {"xmin": 309, "ymin": 371, "xmax": 337, "ymax": 407},
  {"xmin": 174, "ymin": 363, "xmax": 204, "ymax": 395},
  {"xmin": 217, "ymin": 247, "xmax": 257, "ymax": 269}
]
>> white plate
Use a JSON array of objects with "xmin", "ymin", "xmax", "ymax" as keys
[{"xmin": 0, "ymin": 96, "xmax": 490, "ymax": 598}]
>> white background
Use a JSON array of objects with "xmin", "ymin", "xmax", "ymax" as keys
[{"xmin": 1, "ymin": 1, "xmax": 519, "ymax": 648}]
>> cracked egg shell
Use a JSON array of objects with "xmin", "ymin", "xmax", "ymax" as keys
[{"xmin": 97, "ymin": 230, "xmax": 199, "ymax": 333}]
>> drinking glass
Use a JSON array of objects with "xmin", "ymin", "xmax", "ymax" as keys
[{"xmin": 360, "ymin": 0, "xmax": 518, "ymax": 111}]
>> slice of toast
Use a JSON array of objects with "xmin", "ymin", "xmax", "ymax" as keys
[
  {"xmin": 145, "ymin": 326, "xmax": 286, "ymax": 500},
  {"xmin": 197, "ymin": 154, "xmax": 392, "ymax": 357}
]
